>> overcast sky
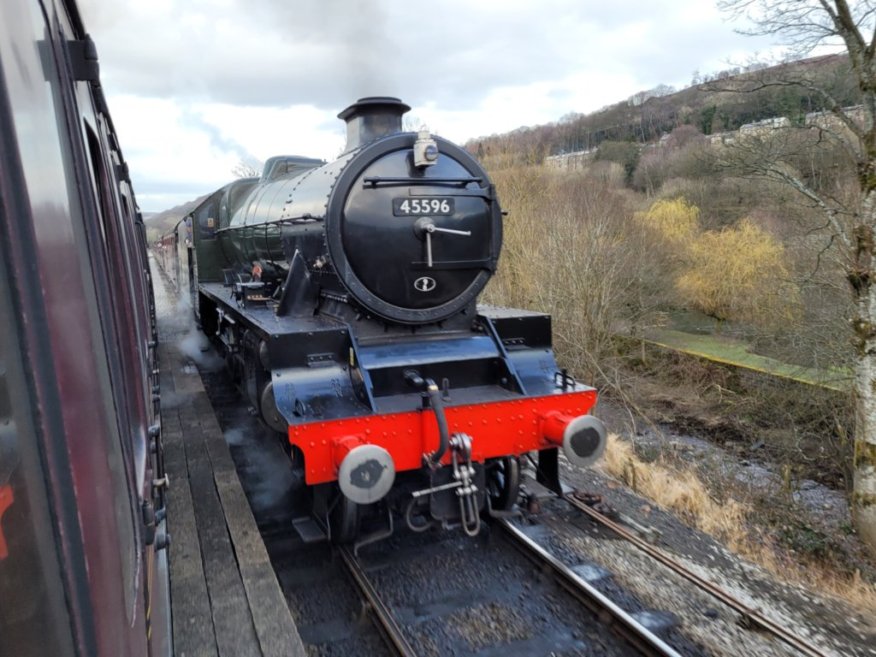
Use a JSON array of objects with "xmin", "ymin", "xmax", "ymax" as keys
[{"xmin": 78, "ymin": 0, "xmax": 781, "ymax": 212}]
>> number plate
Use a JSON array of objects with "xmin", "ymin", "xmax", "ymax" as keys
[{"xmin": 393, "ymin": 197, "xmax": 455, "ymax": 216}]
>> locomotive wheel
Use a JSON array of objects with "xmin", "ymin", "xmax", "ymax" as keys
[
  {"xmin": 486, "ymin": 456, "xmax": 520, "ymax": 512},
  {"xmin": 328, "ymin": 490, "xmax": 359, "ymax": 544}
]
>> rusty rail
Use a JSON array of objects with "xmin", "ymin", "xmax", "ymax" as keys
[
  {"xmin": 497, "ymin": 518, "xmax": 684, "ymax": 657},
  {"xmin": 566, "ymin": 492, "xmax": 828, "ymax": 657},
  {"xmin": 338, "ymin": 546, "xmax": 418, "ymax": 657}
]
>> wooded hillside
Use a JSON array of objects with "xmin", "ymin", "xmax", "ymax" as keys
[{"xmin": 467, "ymin": 54, "xmax": 857, "ymax": 164}]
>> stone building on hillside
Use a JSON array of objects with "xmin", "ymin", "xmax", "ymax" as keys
[{"xmin": 544, "ymin": 149, "xmax": 597, "ymax": 170}]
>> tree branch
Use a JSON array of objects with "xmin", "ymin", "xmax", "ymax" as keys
[
  {"xmin": 826, "ymin": 0, "xmax": 867, "ymax": 56},
  {"xmin": 722, "ymin": 137, "xmax": 854, "ymax": 248},
  {"xmin": 767, "ymin": 167, "xmax": 853, "ymax": 248},
  {"xmin": 704, "ymin": 73, "xmax": 866, "ymax": 144},
  {"xmin": 804, "ymin": 233, "xmax": 837, "ymax": 282}
]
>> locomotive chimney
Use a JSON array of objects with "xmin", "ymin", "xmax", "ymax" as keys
[{"xmin": 339, "ymin": 96, "xmax": 411, "ymax": 152}]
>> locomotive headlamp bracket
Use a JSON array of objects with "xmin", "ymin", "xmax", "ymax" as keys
[{"xmin": 413, "ymin": 130, "xmax": 439, "ymax": 167}]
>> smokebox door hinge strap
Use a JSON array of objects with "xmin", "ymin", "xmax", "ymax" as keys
[{"xmin": 67, "ymin": 36, "xmax": 99, "ymax": 82}]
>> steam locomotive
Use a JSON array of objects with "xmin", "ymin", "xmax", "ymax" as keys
[{"xmin": 160, "ymin": 97, "xmax": 606, "ymax": 544}]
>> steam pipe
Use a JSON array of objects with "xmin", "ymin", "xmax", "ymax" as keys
[
  {"xmin": 425, "ymin": 382, "xmax": 449, "ymax": 467},
  {"xmin": 405, "ymin": 371, "xmax": 449, "ymax": 467}
]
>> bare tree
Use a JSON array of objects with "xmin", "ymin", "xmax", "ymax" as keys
[
  {"xmin": 718, "ymin": 0, "xmax": 876, "ymax": 553},
  {"xmin": 403, "ymin": 114, "xmax": 433, "ymax": 133},
  {"xmin": 231, "ymin": 159, "xmax": 263, "ymax": 179}
]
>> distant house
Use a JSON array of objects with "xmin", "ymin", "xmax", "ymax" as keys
[
  {"xmin": 739, "ymin": 116, "xmax": 791, "ymax": 136},
  {"xmin": 544, "ymin": 104, "xmax": 869, "ymax": 167},
  {"xmin": 709, "ymin": 131, "xmax": 735, "ymax": 146},
  {"xmin": 544, "ymin": 149, "xmax": 596, "ymax": 170},
  {"xmin": 805, "ymin": 104, "xmax": 865, "ymax": 131}
]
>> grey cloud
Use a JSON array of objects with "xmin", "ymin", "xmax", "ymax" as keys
[
  {"xmin": 76, "ymin": 0, "xmax": 782, "ymax": 213},
  {"xmin": 91, "ymin": 0, "xmax": 746, "ymax": 112},
  {"xmin": 101, "ymin": 1, "xmax": 771, "ymax": 117},
  {"xmin": 135, "ymin": 179, "xmax": 213, "ymax": 196},
  {"xmin": 180, "ymin": 108, "xmax": 259, "ymax": 164}
]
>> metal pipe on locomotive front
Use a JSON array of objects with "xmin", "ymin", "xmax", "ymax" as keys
[{"xmin": 403, "ymin": 369, "xmax": 450, "ymax": 467}]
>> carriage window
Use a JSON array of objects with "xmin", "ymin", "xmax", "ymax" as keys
[{"xmin": 84, "ymin": 123, "xmax": 139, "ymax": 620}]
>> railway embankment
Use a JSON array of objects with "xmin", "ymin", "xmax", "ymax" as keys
[
  {"xmin": 561, "ymin": 454, "xmax": 876, "ymax": 657},
  {"xmin": 590, "ymin": 328, "xmax": 876, "ymax": 641},
  {"xmin": 616, "ymin": 328, "xmax": 851, "ymax": 489},
  {"xmin": 641, "ymin": 328, "xmax": 849, "ymax": 392}
]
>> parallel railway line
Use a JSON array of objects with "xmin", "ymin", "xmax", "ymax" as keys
[
  {"xmin": 562, "ymin": 490, "xmax": 829, "ymax": 657},
  {"xmin": 496, "ymin": 518, "xmax": 684, "ymax": 657},
  {"xmin": 336, "ymin": 512, "xmax": 697, "ymax": 657}
]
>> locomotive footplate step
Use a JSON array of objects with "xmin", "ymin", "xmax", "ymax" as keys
[
  {"xmin": 292, "ymin": 516, "xmax": 327, "ymax": 543},
  {"xmin": 520, "ymin": 467, "xmax": 574, "ymax": 502},
  {"xmin": 156, "ymin": 266, "xmax": 306, "ymax": 657}
]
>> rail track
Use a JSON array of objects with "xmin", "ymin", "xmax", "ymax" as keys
[
  {"xmin": 562, "ymin": 489, "xmax": 829, "ymax": 657},
  {"xmin": 198, "ymin": 345, "xmax": 823, "ymax": 657},
  {"xmin": 338, "ymin": 546, "xmax": 418, "ymax": 657},
  {"xmin": 199, "ymin": 366, "xmax": 704, "ymax": 654},
  {"xmin": 496, "ymin": 518, "xmax": 684, "ymax": 657},
  {"xmin": 335, "ymin": 515, "xmax": 696, "ymax": 657}
]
